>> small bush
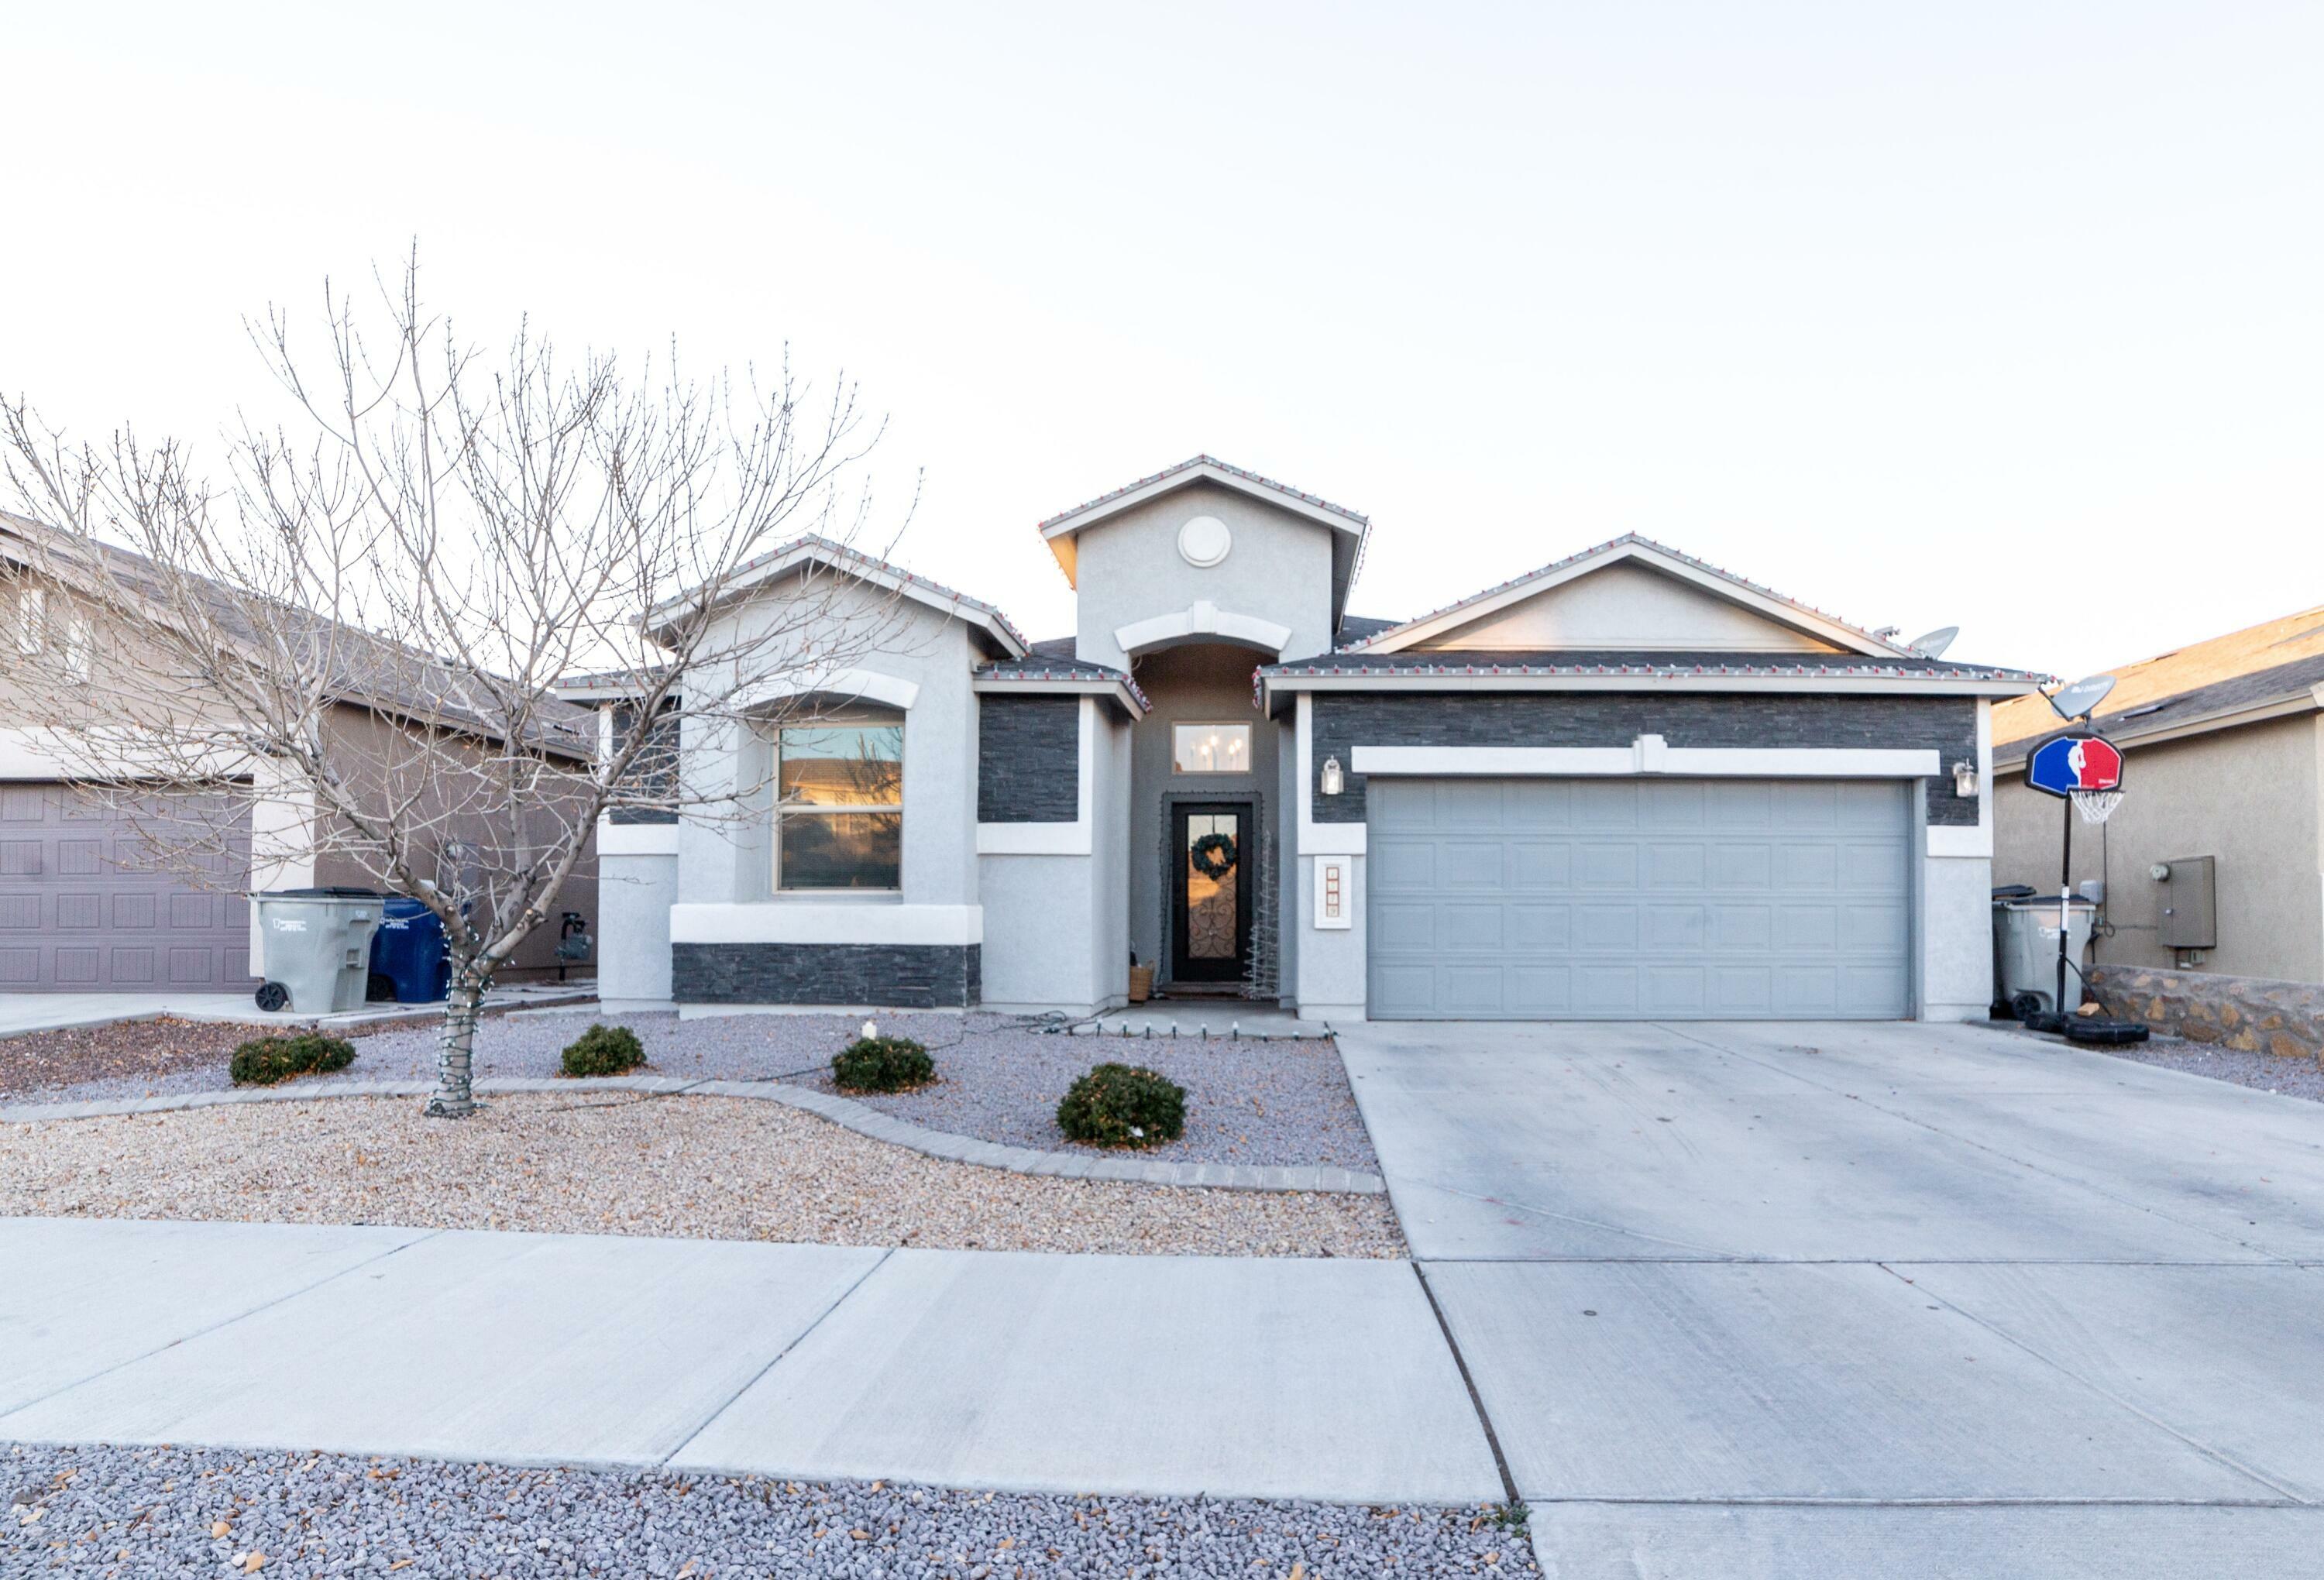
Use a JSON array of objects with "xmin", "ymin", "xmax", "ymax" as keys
[
  {"xmin": 561, "ymin": 1023, "xmax": 646, "ymax": 1077},
  {"xmin": 1056, "ymin": 1062, "xmax": 1186, "ymax": 1149},
  {"xmin": 832, "ymin": 1035, "xmax": 934, "ymax": 1094},
  {"xmin": 229, "ymin": 1031, "xmax": 357, "ymax": 1087}
]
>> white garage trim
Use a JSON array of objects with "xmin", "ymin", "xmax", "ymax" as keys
[
  {"xmin": 670, "ymin": 902, "xmax": 983, "ymax": 946},
  {"xmin": 1349, "ymin": 740, "xmax": 1941, "ymax": 778}
]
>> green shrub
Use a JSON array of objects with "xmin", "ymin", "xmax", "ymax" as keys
[
  {"xmin": 229, "ymin": 1031, "xmax": 357, "ymax": 1087},
  {"xmin": 832, "ymin": 1035, "xmax": 934, "ymax": 1094},
  {"xmin": 1056, "ymin": 1062, "xmax": 1186, "ymax": 1148},
  {"xmin": 561, "ymin": 1022, "xmax": 646, "ymax": 1077}
]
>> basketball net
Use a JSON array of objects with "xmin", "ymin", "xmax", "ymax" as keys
[{"xmin": 2072, "ymin": 788, "xmax": 2124, "ymax": 825}]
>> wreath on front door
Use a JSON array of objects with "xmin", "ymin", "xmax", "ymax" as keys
[{"xmin": 1190, "ymin": 832, "xmax": 1239, "ymax": 880}]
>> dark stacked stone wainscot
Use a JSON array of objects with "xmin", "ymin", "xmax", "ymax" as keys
[
  {"xmin": 978, "ymin": 696, "xmax": 1080, "ymax": 823},
  {"xmin": 1309, "ymin": 692, "xmax": 1981, "ymax": 826},
  {"xmin": 672, "ymin": 943, "xmax": 981, "ymax": 1008}
]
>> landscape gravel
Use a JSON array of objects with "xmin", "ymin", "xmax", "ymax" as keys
[
  {"xmin": 1995, "ymin": 1022, "xmax": 2324, "ymax": 1104},
  {"xmin": 0, "ymin": 1092, "xmax": 1404, "ymax": 1258},
  {"xmin": 15, "ymin": 1011, "xmax": 1380, "ymax": 1170},
  {"xmin": 2, "ymin": 1441, "xmax": 1536, "ymax": 1577}
]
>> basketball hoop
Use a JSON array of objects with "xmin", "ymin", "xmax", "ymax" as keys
[{"xmin": 2072, "ymin": 788, "xmax": 2124, "ymax": 825}]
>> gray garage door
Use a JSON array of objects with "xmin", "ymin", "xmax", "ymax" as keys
[
  {"xmin": 0, "ymin": 784, "xmax": 256, "ymax": 992},
  {"xmin": 1367, "ymin": 777, "xmax": 1910, "ymax": 1019}
]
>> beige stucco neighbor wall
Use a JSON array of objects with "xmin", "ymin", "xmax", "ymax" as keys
[{"xmin": 1994, "ymin": 714, "xmax": 2324, "ymax": 983}]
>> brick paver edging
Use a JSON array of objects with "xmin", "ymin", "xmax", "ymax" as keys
[{"xmin": 0, "ymin": 1074, "xmax": 1386, "ymax": 1196}]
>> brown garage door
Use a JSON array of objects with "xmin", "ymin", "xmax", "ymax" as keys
[{"xmin": 0, "ymin": 784, "xmax": 256, "ymax": 991}]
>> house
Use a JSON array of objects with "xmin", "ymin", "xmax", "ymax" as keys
[
  {"xmin": 1993, "ymin": 605, "xmax": 2324, "ymax": 983},
  {"xmin": 590, "ymin": 456, "xmax": 2045, "ymax": 1022},
  {"xmin": 0, "ymin": 514, "xmax": 600, "ymax": 994}
]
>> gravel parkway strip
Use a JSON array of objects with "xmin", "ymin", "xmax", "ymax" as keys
[{"xmin": 2, "ymin": 1442, "xmax": 1539, "ymax": 1578}]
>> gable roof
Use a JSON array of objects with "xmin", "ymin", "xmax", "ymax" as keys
[
  {"xmin": 646, "ymin": 534, "xmax": 1029, "ymax": 660},
  {"xmin": 1993, "ymin": 603, "xmax": 2324, "ymax": 762},
  {"xmin": 1349, "ymin": 534, "xmax": 1919, "ymax": 661},
  {"xmin": 1033, "ymin": 455, "xmax": 1370, "ymax": 621}
]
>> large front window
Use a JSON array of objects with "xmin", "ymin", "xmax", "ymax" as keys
[{"xmin": 775, "ymin": 719, "xmax": 902, "ymax": 890}]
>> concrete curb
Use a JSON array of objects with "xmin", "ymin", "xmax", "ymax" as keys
[{"xmin": 0, "ymin": 1074, "xmax": 1387, "ymax": 1197}]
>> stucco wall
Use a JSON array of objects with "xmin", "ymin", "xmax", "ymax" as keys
[
  {"xmin": 1994, "ymin": 715, "xmax": 2323, "ymax": 983},
  {"xmin": 596, "ymin": 844, "xmax": 676, "ymax": 1005},
  {"xmin": 676, "ymin": 579, "xmax": 981, "ymax": 912},
  {"xmin": 1122, "ymin": 644, "xmax": 1277, "ymax": 986},
  {"xmin": 1070, "ymin": 480, "xmax": 1337, "ymax": 671}
]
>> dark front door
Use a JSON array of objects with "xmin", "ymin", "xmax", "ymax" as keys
[{"xmin": 1171, "ymin": 802, "xmax": 1251, "ymax": 984}]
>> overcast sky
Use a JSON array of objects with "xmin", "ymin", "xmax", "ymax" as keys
[{"xmin": 5, "ymin": 3, "xmax": 2318, "ymax": 680}]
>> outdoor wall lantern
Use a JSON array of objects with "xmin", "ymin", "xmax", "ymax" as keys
[
  {"xmin": 1951, "ymin": 759, "xmax": 1979, "ymax": 799},
  {"xmin": 1319, "ymin": 756, "xmax": 1344, "ymax": 796}
]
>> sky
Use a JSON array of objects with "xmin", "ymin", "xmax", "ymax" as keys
[{"xmin": 3, "ymin": 2, "xmax": 2319, "ymax": 682}]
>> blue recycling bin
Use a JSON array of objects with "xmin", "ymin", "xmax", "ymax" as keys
[{"xmin": 368, "ymin": 896, "xmax": 452, "ymax": 1003}]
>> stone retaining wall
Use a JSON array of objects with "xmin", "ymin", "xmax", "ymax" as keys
[{"xmin": 2088, "ymin": 964, "xmax": 2324, "ymax": 1062}]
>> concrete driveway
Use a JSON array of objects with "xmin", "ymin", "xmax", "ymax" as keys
[{"xmin": 1336, "ymin": 1018, "xmax": 2324, "ymax": 1578}]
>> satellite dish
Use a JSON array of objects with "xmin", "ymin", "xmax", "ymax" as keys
[
  {"xmin": 2047, "ymin": 674, "xmax": 2116, "ymax": 722},
  {"xmin": 1907, "ymin": 627, "xmax": 1958, "ymax": 659}
]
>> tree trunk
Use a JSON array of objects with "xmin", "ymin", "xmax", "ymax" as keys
[{"xmin": 425, "ymin": 969, "xmax": 487, "ymax": 1118}]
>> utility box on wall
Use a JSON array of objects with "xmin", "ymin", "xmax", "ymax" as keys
[{"xmin": 2155, "ymin": 856, "xmax": 2217, "ymax": 951}]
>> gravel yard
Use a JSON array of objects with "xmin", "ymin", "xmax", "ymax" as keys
[
  {"xmin": 0, "ymin": 1018, "xmax": 277, "ymax": 1101},
  {"xmin": 2078, "ymin": 1031, "xmax": 2324, "ymax": 1101},
  {"xmin": 0, "ymin": 1092, "xmax": 1402, "ymax": 1258},
  {"xmin": 3, "ymin": 1442, "xmax": 1535, "ymax": 1578},
  {"xmin": 9, "ymin": 1009, "xmax": 1380, "ymax": 1171}
]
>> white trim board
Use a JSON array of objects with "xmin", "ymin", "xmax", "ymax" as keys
[
  {"xmin": 734, "ymin": 666, "xmax": 920, "ymax": 713},
  {"xmin": 1347, "ymin": 740, "xmax": 1942, "ymax": 778},
  {"xmin": 1115, "ymin": 601, "xmax": 1293, "ymax": 657},
  {"xmin": 669, "ymin": 902, "xmax": 983, "ymax": 946},
  {"xmin": 597, "ymin": 820, "xmax": 680, "ymax": 857}
]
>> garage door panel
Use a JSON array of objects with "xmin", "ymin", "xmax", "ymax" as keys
[
  {"xmin": 1442, "ymin": 842, "xmax": 1504, "ymax": 888},
  {"xmin": 1575, "ymin": 904, "xmax": 1639, "ymax": 950},
  {"xmin": 1442, "ymin": 905, "xmax": 1504, "ymax": 950},
  {"xmin": 1575, "ymin": 843, "xmax": 1638, "ymax": 888},
  {"xmin": 1573, "ymin": 781, "xmax": 1638, "ymax": 827},
  {"xmin": 1368, "ymin": 776, "xmax": 1910, "ymax": 1020},
  {"xmin": 1372, "ymin": 901, "xmax": 1437, "ymax": 950},
  {"xmin": 1510, "ymin": 842, "xmax": 1570, "ymax": 888},
  {"xmin": 1643, "ymin": 905, "xmax": 1707, "ymax": 950},
  {"xmin": 1574, "ymin": 967, "xmax": 1642, "ymax": 1014},
  {"xmin": 0, "ymin": 785, "xmax": 256, "ymax": 992},
  {"xmin": 1506, "ymin": 781, "xmax": 1571, "ymax": 826}
]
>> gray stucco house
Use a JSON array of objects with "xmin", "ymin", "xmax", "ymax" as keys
[{"xmin": 587, "ymin": 456, "xmax": 2044, "ymax": 1023}]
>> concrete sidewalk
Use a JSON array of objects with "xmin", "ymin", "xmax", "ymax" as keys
[{"xmin": 0, "ymin": 1217, "xmax": 1501, "ymax": 1505}]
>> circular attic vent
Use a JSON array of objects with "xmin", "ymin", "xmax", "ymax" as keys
[{"xmin": 1177, "ymin": 515, "xmax": 1232, "ymax": 568}]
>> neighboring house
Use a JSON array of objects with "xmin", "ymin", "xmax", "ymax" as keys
[
  {"xmin": 1993, "ymin": 605, "xmax": 2324, "ymax": 982},
  {"xmin": 589, "ymin": 455, "xmax": 2043, "ymax": 1022},
  {"xmin": 0, "ymin": 516, "xmax": 599, "ymax": 994}
]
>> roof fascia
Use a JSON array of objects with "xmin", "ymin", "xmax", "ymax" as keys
[
  {"xmin": 1260, "ymin": 669, "xmax": 2041, "ymax": 713},
  {"xmin": 649, "ymin": 540, "xmax": 1027, "ymax": 660},
  {"xmin": 971, "ymin": 674, "xmax": 1148, "ymax": 720},
  {"xmin": 1994, "ymin": 685, "xmax": 2324, "ymax": 767},
  {"xmin": 1359, "ymin": 539, "xmax": 1904, "ymax": 659}
]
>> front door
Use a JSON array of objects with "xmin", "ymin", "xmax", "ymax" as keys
[{"xmin": 1171, "ymin": 802, "xmax": 1252, "ymax": 984}]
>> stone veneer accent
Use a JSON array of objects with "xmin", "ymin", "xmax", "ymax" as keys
[
  {"xmin": 1311, "ymin": 692, "xmax": 1981, "ymax": 826},
  {"xmin": 978, "ymin": 695, "xmax": 1080, "ymax": 823},
  {"xmin": 2089, "ymin": 964, "xmax": 2324, "ymax": 1062},
  {"xmin": 672, "ymin": 943, "xmax": 981, "ymax": 1008}
]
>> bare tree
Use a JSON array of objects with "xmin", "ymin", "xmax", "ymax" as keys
[{"xmin": 0, "ymin": 252, "xmax": 914, "ymax": 1117}]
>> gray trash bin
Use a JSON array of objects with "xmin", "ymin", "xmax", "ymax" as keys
[
  {"xmin": 1992, "ymin": 894, "xmax": 2095, "ymax": 1018},
  {"xmin": 251, "ymin": 888, "xmax": 385, "ymax": 1013}
]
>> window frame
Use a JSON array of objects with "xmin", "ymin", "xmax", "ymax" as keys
[
  {"xmin": 1171, "ymin": 721, "xmax": 1253, "ymax": 776},
  {"xmin": 772, "ymin": 711, "xmax": 906, "ymax": 893}
]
